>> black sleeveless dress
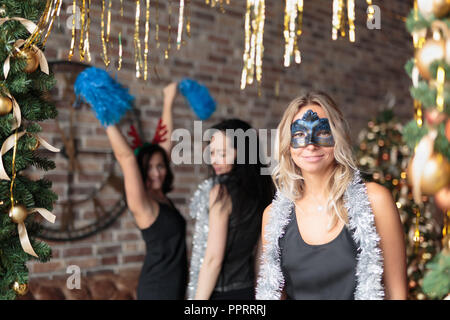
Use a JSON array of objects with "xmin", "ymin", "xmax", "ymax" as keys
[
  {"xmin": 209, "ymin": 208, "xmax": 260, "ymax": 300},
  {"xmin": 210, "ymin": 187, "xmax": 263, "ymax": 300},
  {"xmin": 279, "ymin": 206, "xmax": 359, "ymax": 300},
  {"xmin": 137, "ymin": 201, "xmax": 188, "ymax": 300}
]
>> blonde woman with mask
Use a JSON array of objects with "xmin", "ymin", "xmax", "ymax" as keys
[{"xmin": 256, "ymin": 92, "xmax": 407, "ymax": 300}]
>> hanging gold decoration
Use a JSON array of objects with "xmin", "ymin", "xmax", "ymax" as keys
[
  {"xmin": 100, "ymin": 0, "xmax": 112, "ymax": 67},
  {"xmin": 436, "ymin": 66, "xmax": 446, "ymax": 112},
  {"xmin": 347, "ymin": 0, "xmax": 355, "ymax": 42},
  {"xmin": 134, "ymin": 0, "xmax": 143, "ymax": 78},
  {"xmin": 78, "ymin": 0, "xmax": 85, "ymax": 60},
  {"xmin": 12, "ymin": 281, "xmax": 28, "ymax": 296},
  {"xmin": 155, "ymin": 0, "xmax": 160, "ymax": 48},
  {"xmin": 118, "ymin": 0, "xmax": 123, "ymax": 70},
  {"xmin": 165, "ymin": 0, "xmax": 173, "ymax": 60},
  {"xmin": 144, "ymin": 0, "xmax": 150, "ymax": 80},
  {"xmin": 413, "ymin": 207, "xmax": 421, "ymax": 250},
  {"xmin": 186, "ymin": 0, "xmax": 191, "ymax": 38},
  {"xmin": 177, "ymin": 0, "xmax": 185, "ymax": 50},
  {"xmin": 332, "ymin": 0, "xmax": 356, "ymax": 42},
  {"xmin": 240, "ymin": 0, "xmax": 265, "ymax": 90},
  {"xmin": 0, "ymin": 95, "xmax": 13, "ymax": 116},
  {"xmin": 18, "ymin": 47, "xmax": 40, "ymax": 73},
  {"xmin": 68, "ymin": 0, "xmax": 77, "ymax": 61},
  {"xmin": 283, "ymin": 0, "xmax": 303, "ymax": 67},
  {"xmin": 332, "ymin": 0, "xmax": 345, "ymax": 40}
]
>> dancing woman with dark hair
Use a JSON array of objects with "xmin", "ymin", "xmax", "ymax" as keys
[
  {"xmin": 104, "ymin": 83, "xmax": 187, "ymax": 300},
  {"xmin": 188, "ymin": 119, "xmax": 275, "ymax": 300}
]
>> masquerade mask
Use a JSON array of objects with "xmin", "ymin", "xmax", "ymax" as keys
[{"xmin": 290, "ymin": 109, "xmax": 335, "ymax": 148}]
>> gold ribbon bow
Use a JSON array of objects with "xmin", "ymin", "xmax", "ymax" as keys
[
  {"xmin": 3, "ymin": 39, "xmax": 49, "ymax": 79},
  {"xmin": 0, "ymin": 131, "xmax": 60, "ymax": 181},
  {"xmin": 3, "ymin": 91, "xmax": 21, "ymax": 130},
  {"xmin": 17, "ymin": 207, "xmax": 56, "ymax": 257}
]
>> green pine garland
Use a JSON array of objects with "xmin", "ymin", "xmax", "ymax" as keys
[{"xmin": 0, "ymin": 0, "xmax": 58, "ymax": 300}]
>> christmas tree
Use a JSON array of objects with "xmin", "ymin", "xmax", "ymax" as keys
[
  {"xmin": 355, "ymin": 109, "xmax": 442, "ymax": 300},
  {"xmin": 403, "ymin": 0, "xmax": 450, "ymax": 299},
  {"xmin": 0, "ymin": 0, "xmax": 59, "ymax": 299}
]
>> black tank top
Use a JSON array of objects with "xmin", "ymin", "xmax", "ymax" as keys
[
  {"xmin": 137, "ymin": 202, "xmax": 187, "ymax": 300},
  {"xmin": 279, "ymin": 206, "xmax": 358, "ymax": 300},
  {"xmin": 213, "ymin": 206, "xmax": 261, "ymax": 294}
]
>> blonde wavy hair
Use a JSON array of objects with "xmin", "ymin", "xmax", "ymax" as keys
[{"xmin": 272, "ymin": 91, "xmax": 358, "ymax": 228}]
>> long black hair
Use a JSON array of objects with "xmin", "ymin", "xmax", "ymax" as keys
[
  {"xmin": 209, "ymin": 119, "xmax": 275, "ymax": 225},
  {"xmin": 136, "ymin": 143, "xmax": 174, "ymax": 194}
]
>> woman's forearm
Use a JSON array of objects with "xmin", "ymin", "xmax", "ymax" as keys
[
  {"xmin": 194, "ymin": 259, "xmax": 222, "ymax": 300},
  {"xmin": 160, "ymin": 83, "xmax": 177, "ymax": 155},
  {"xmin": 105, "ymin": 125, "xmax": 134, "ymax": 162}
]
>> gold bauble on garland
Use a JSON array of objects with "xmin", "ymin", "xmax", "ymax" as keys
[
  {"xmin": 435, "ymin": 186, "xmax": 450, "ymax": 211},
  {"xmin": 415, "ymin": 38, "xmax": 446, "ymax": 80},
  {"xmin": 16, "ymin": 48, "xmax": 39, "ymax": 74},
  {"xmin": 418, "ymin": 0, "xmax": 450, "ymax": 19},
  {"xmin": 8, "ymin": 204, "xmax": 28, "ymax": 224},
  {"xmin": 0, "ymin": 95, "xmax": 13, "ymax": 116},
  {"xmin": 407, "ymin": 153, "xmax": 450, "ymax": 195},
  {"xmin": 432, "ymin": 0, "xmax": 450, "ymax": 18},
  {"xmin": 12, "ymin": 281, "xmax": 28, "ymax": 296}
]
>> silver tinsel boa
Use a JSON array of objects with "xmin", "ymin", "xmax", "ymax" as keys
[
  {"xmin": 255, "ymin": 170, "xmax": 385, "ymax": 300},
  {"xmin": 187, "ymin": 178, "xmax": 214, "ymax": 300}
]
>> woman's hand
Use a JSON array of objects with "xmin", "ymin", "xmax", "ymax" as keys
[{"xmin": 163, "ymin": 82, "xmax": 178, "ymax": 102}]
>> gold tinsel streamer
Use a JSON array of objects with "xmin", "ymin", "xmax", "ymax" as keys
[
  {"xmin": 24, "ymin": 0, "xmax": 61, "ymax": 49},
  {"xmin": 85, "ymin": 0, "xmax": 91, "ymax": 62},
  {"xmin": 186, "ymin": 0, "xmax": 191, "ymax": 38},
  {"xmin": 412, "ymin": 0, "xmax": 424, "ymax": 128},
  {"xmin": 78, "ymin": 0, "xmax": 86, "ymax": 61},
  {"xmin": 347, "ymin": 0, "xmax": 355, "ymax": 42},
  {"xmin": 413, "ymin": 206, "xmax": 421, "ymax": 251},
  {"xmin": 165, "ymin": 0, "xmax": 173, "ymax": 60},
  {"xmin": 155, "ymin": 0, "xmax": 160, "ymax": 48},
  {"xmin": 135, "ymin": 0, "xmax": 143, "ymax": 78},
  {"xmin": 436, "ymin": 66, "xmax": 445, "ymax": 113},
  {"xmin": 283, "ymin": 0, "xmax": 303, "ymax": 67},
  {"xmin": 100, "ymin": 0, "xmax": 112, "ymax": 67},
  {"xmin": 332, "ymin": 0, "xmax": 377, "ymax": 42},
  {"xmin": 144, "ymin": 0, "xmax": 150, "ymax": 80},
  {"xmin": 240, "ymin": 0, "xmax": 265, "ymax": 90},
  {"xmin": 177, "ymin": 0, "xmax": 185, "ymax": 50},
  {"xmin": 366, "ymin": 0, "xmax": 375, "ymax": 22},
  {"xmin": 68, "ymin": 0, "xmax": 76, "ymax": 61},
  {"xmin": 332, "ymin": 0, "xmax": 344, "ymax": 40},
  {"xmin": 118, "ymin": 0, "xmax": 123, "ymax": 70}
]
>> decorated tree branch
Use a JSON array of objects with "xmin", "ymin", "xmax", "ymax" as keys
[
  {"xmin": 0, "ymin": 0, "xmax": 61, "ymax": 300},
  {"xmin": 403, "ymin": 0, "xmax": 450, "ymax": 299}
]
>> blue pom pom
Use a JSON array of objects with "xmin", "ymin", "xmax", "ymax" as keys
[
  {"xmin": 178, "ymin": 78, "xmax": 216, "ymax": 120},
  {"xmin": 74, "ymin": 67, "xmax": 134, "ymax": 127}
]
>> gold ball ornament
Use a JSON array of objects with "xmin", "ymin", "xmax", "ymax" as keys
[
  {"xmin": 0, "ymin": 95, "xmax": 13, "ymax": 116},
  {"xmin": 8, "ymin": 204, "xmax": 28, "ymax": 224},
  {"xmin": 435, "ymin": 185, "xmax": 450, "ymax": 211},
  {"xmin": 12, "ymin": 281, "xmax": 28, "ymax": 296},
  {"xmin": 415, "ymin": 38, "xmax": 446, "ymax": 80},
  {"xmin": 16, "ymin": 48, "xmax": 39, "ymax": 74},
  {"xmin": 407, "ymin": 153, "xmax": 450, "ymax": 195},
  {"xmin": 418, "ymin": 0, "xmax": 450, "ymax": 19}
]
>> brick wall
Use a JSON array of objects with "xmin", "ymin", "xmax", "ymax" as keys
[{"xmin": 27, "ymin": 0, "xmax": 414, "ymax": 283}]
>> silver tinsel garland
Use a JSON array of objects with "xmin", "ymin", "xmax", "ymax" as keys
[
  {"xmin": 187, "ymin": 178, "xmax": 214, "ymax": 300},
  {"xmin": 255, "ymin": 170, "xmax": 385, "ymax": 300}
]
